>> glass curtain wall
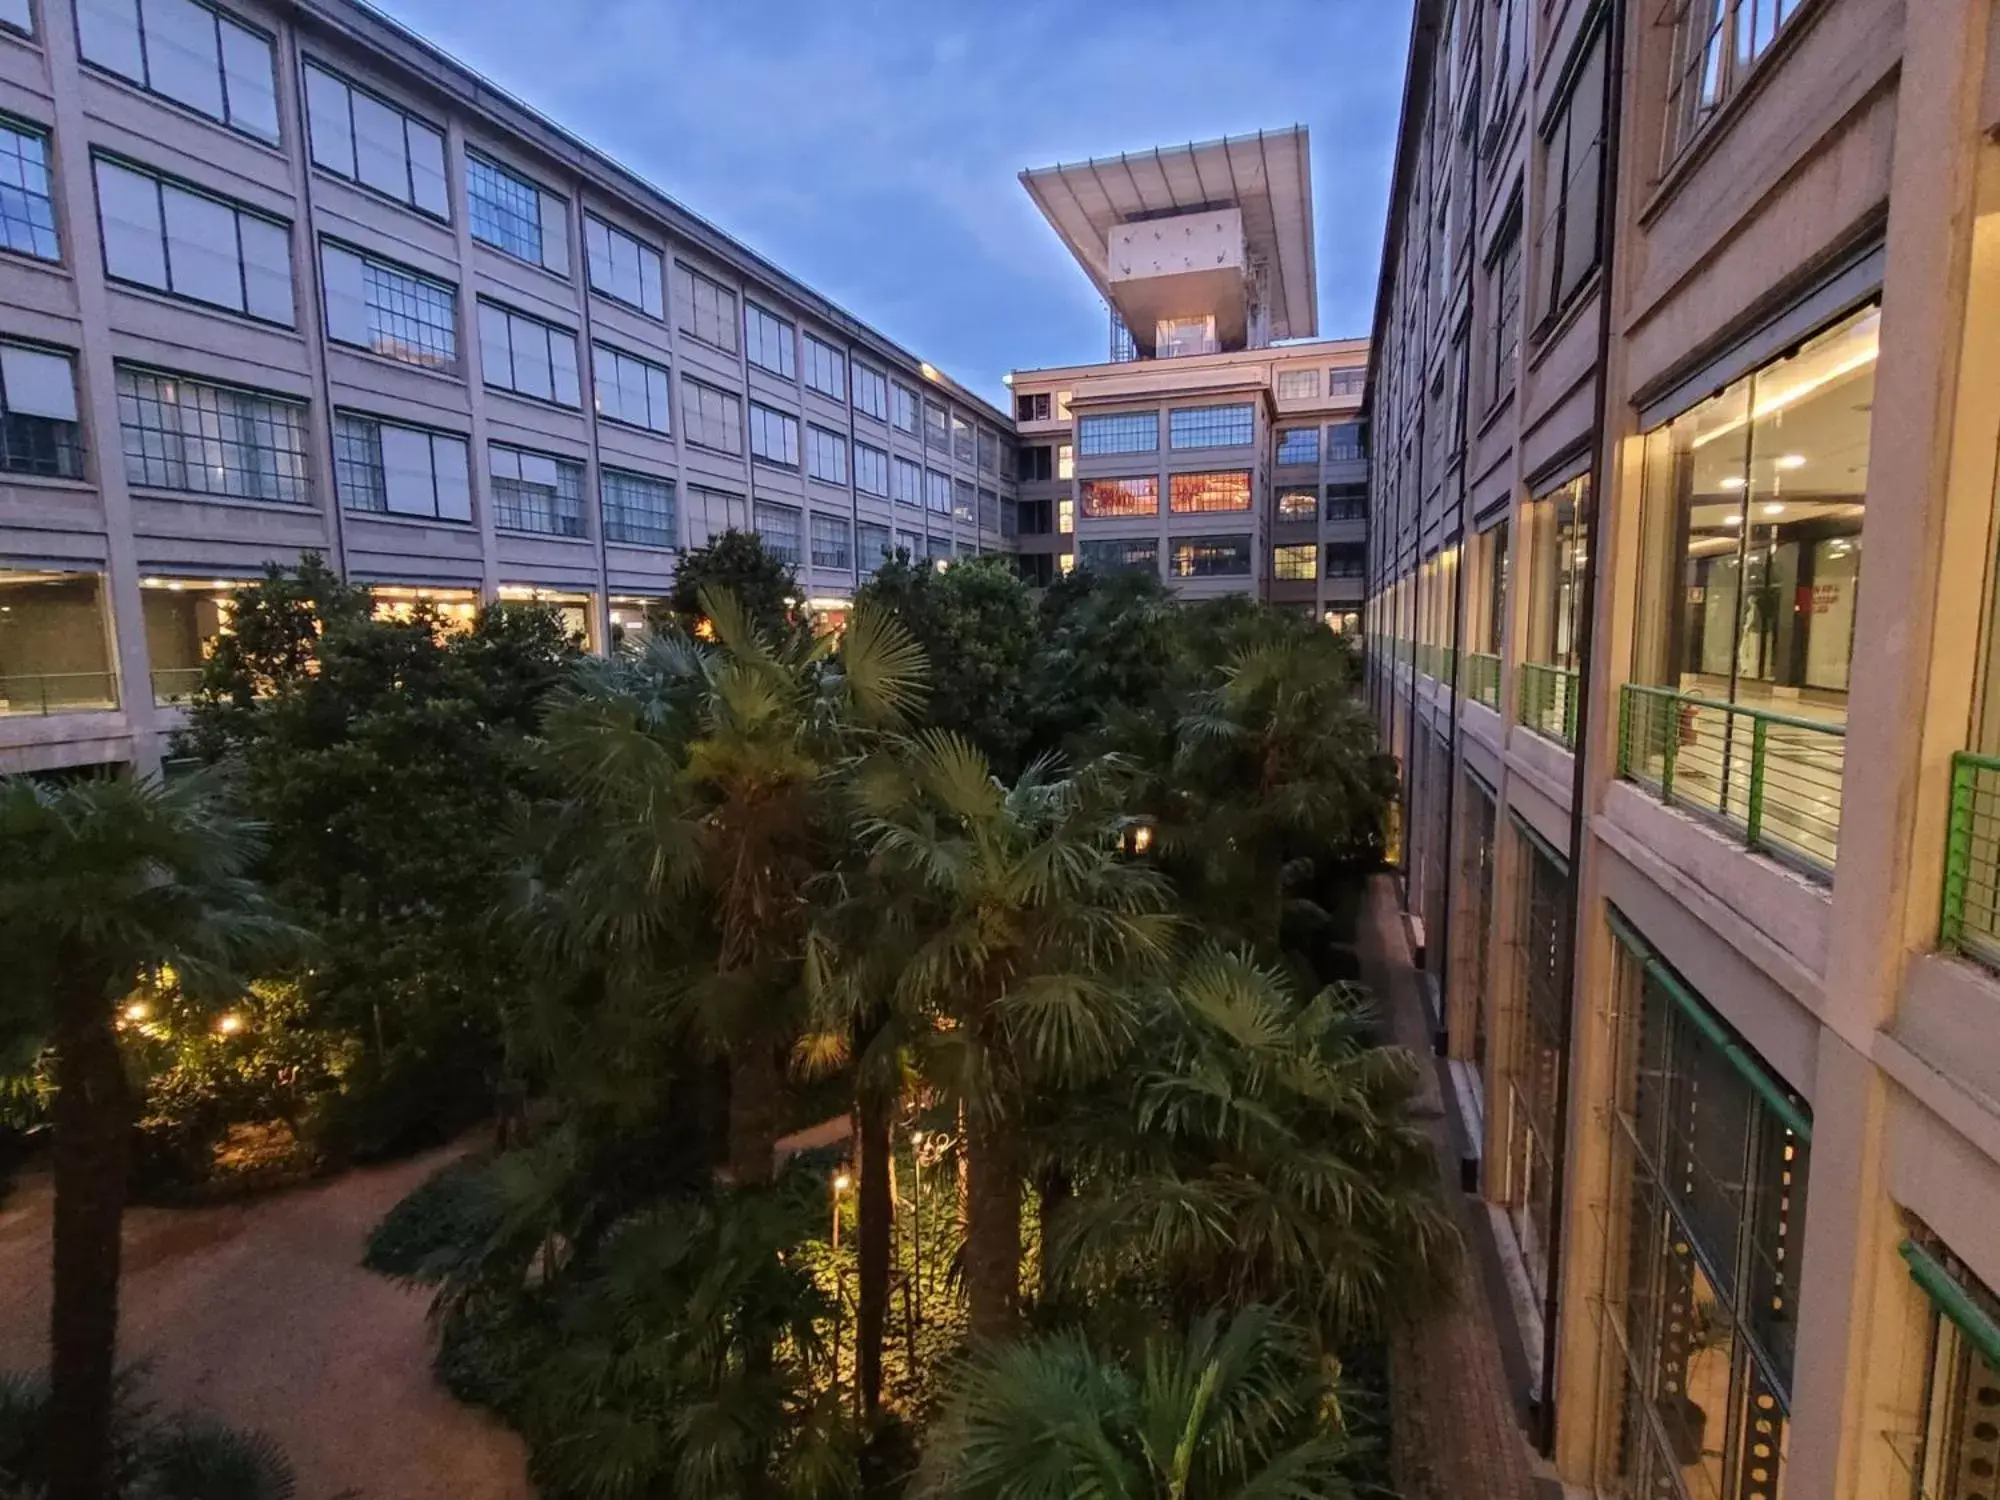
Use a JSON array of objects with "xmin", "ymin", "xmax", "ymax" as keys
[
  {"xmin": 1522, "ymin": 476, "xmax": 1589, "ymax": 741},
  {"xmin": 1597, "ymin": 929, "xmax": 1810, "ymax": 1500},
  {"xmin": 1630, "ymin": 305, "xmax": 1875, "ymax": 869},
  {"xmin": 1506, "ymin": 832, "xmax": 1570, "ymax": 1303}
]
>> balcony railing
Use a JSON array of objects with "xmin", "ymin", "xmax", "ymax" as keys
[
  {"xmin": 0, "ymin": 671, "xmax": 119, "ymax": 715},
  {"xmin": 151, "ymin": 667, "xmax": 206, "ymax": 705},
  {"xmin": 1518, "ymin": 662, "xmax": 1580, "ymax": 748},
  {"xmin": 1618, "ymin": 683, "xmax": 1846, "ymax": 878},
  {"xmin": 1463, "ymin": 652, "xmax": 1501, "ymax": 710},
  {"xmin": 1941, "ymin": 752, "xmax": 2000, "ymax": 964}
]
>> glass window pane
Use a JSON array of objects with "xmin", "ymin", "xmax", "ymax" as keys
[
  {"xmin": 76, "ymin": 0, "xmax": 144, "ymax": 80},
  {"xmin": 407, "ymin": 122, "xmax": 449, "ymax": 217},
  {"xmin": 379, "ymin": 422, "xmax": 437, "ymax": 516},
  {"xmin": 304, "ymin": 65, "xmax": 355, "ymax": 178},
  {"xmin": 217, "ymin": 18, "xmax": 277, "ymax": 141},
  {"xmin": 431, "ymin": 434, "xmax": 470, "ymax": 520},
  {"xmin": 146, "ymin": 0, "xmax": 224, "ymax": 120},
  {"xmin": 96, "ymin": 159, "xmax": 166, "ymax": 289},
  {"xmin": 350, "ymin": 90, "xmax": 409, "ymax": 199},
  {"xmin": 161, "ymin": 185, "xmax": 241, "ymax": 310},
  {"xmin": 236, "ymin": 214, "xmax": 293, "ymax": 325},
  {"xmin": 2, "ymin": 346, "xmax": 77, "ymax": 422}
]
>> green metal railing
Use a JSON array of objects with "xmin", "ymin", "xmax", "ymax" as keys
[
  {"xmin": 151, "ymin": 667, "xmax": 206, "ymax": 705},
  {"xmin": 1941, "ymin": 751, "xmax": 2000, "ymax": 962},
  {"xmin": 1618, "ymin": 683, "xmax": 1846, "ymax": 878},
  {"xmin": 0, "ymin": 671, "xmax": 119, "ymax": 716},
  {"xmin": 1463, "ymin": 652, "xmax": 1501, "ymax": 710},
  {"xmin": 1517, "ymin": 662, "xmax": 1580, "ymax": 748}
]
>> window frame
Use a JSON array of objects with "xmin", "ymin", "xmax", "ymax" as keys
[
  {"xmin": 803, "ymin": 332, "xmax": 845, "ymax": 400},
  {"xmin": 1079, "ymin": 475, "xmax": 1159, "ymax": 519},
  {"xmin": 478, "ymin": 298, "xmax": 581, "ymax": 409},
  {"xmin": 805, "ymin": 422, "xmax": 847, "ymax": 486},
  {"xmin": 745, "ymin": 300, "xmax": 798, "ymax": 379},
  {"xmin": 76, "ymin": 0, "xmax": 280, "ymax": 144},
  {"xmin": 116, "ymin": 361, "xmax": 310, "ymax": 506},
  {"xmin": 465, "ymin": 148, "xmax": 567, "ymax": 274},
  {"xmin": 680, "ymin": 376, "xmax": 743, "ymax": 456},
  {"xmin": 747, "ymin": 399, "xmax": 800, "ymax": 469},
  {"xmin": 331, "ymin": 409, "xmax": 471, "ymax": 522},
  {"xmin": 1169, "ymin": 469, "xmax": 1253, "ymax": 515},
  {"xmin": 674, "ymin": 260, "xmax": 739, "ymax": 353},
  {"xmin": 93, "ymin": 152, "xmax": 293, "ymax": 326},
  {"xmin": 0, "ymin": 114, "xmax": 60, "ymax": 262},
  {"xmin": 591, "ymin": 340, "xmax": 672, "ymax": 435},
  {"xmin": 0, "ymin": 337, "xmax": 83, "ymax": 480},
  {"xmin": 600, "ymin": 464, "xmax": 677, "ymax": 550},
  {"xmin": 319, "ymin": 237, "xmax": 457, "ymax": 372},
  {"xmin": 488, "ymin": 440, "xmax": 587, "ymax": 539},
  {"xmin": 302, "ymin": 59, "xmax": 449, "ymax": 221},
  {"xmin": 1167, "ymin": 403, "xmax": 1254, "ymax": 450},
  {"xmin": 1077, "ymin": 410, "xmax": 1160, "ymax": 457},
  {"xmin": 1533, "ymin": 25, "xmax": 1609, "ymax": 330}
]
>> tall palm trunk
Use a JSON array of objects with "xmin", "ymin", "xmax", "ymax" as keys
[
  {"xmin": 963, "ymin": 1107, "xmax": 1020, "ymax": 1341},
  {"xmin": 855, "ymin": 1090, "xmax": 892, "ymax": 1416},
  {"xmin": 727, "ymin": 1042, "xmax": 782, "ymax": 1185},
  {"xmin": 48, "ymin": 980, "xmax": 130, "ymax": 1500}
]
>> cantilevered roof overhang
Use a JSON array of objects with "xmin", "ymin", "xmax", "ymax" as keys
[{"xmin": 1019, "ymin": 127, "xmax": 1318, "ymax": 343}]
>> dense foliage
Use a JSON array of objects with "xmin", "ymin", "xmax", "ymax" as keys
[{"xmin": 0, "ymin": 539, "xmax": 1432, "ymax": 1499}]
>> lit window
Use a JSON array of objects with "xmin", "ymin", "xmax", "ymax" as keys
[
  {"xmin": 1273, "ymin": 543, "xmax": 1318, "ymax": 580},
  {"xmin": 1169, "ymin": 470, "xmax": 1251, "ymax": 514},
  {"xmin": 1080, "ymin": 476, "xmax": 1157, "ymax": 518},
  {"xmin": 1171, "ymin": 535, "xmax": 1252, "ymax": 578},
  {"xmin": 1277, "ymin": 486, "xmax": 1318, "ymax": 522}
]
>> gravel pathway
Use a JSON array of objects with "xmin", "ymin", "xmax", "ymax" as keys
[{"xmin": 0, "ymin": 1145, "xmax": 533, "ymax": 1500}]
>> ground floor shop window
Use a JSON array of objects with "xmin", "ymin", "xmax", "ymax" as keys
[{"xmin": 1598, "ymin": 910, "xmax": 1810, "ymax": 1500}]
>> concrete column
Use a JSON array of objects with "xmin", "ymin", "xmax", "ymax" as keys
[{"xmin": 41, "ymin": 0, "xmax": 159, "ymax": 772}]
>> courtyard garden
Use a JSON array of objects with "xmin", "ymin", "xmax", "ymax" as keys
[{"xmin": 0, "ymin": 537, "xmax": 1453, "ymax": 1500}]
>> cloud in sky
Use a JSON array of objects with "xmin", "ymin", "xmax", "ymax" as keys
[{"xmin": 372, "ymin": 0, "xmax": 1413, "ymax": 404}]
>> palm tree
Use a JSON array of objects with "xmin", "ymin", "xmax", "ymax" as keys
[
  {"xmin": 1044, "ymin": 948, "xmax": 1459, "ymax": 1344},
  {"xmin": 1152, "ymin": 630, "xmax": 1395, "ymax": 955},
  {"xmin": 533, "ymin": 587, "xmax": 924, "ymax": 1186},
  {"xmin": 848, "ymin": 736, "xmax": 1174, "ymax": 1339},
  {"xmin": 0, "ymin": 772, "xmax": 288, "ymax": 1500},
  {"xmin": 914, "ymin": 1304, "xmax": 1354, "ymax": 1499}
]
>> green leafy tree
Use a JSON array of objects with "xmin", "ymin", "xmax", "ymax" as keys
[
  {"xmin": 177, "ymin": 570, "xmax": 580, "ymax": 1160},
  {"xmin": 532, "ymin": 589, "xmax": 925, "ymax": 1185},
  {"xmin": 914, "ymin": 1305, "xmax": 1354, "ymax": 1500},
  {"xmin": 1044, "ymin": 949, "xmax": 1458, "ymax": 1344},
  {"xmin": 846, "ymin": 736, "xmax": 1174, "ymax": 1339},
  {"xmin": 666, "ymin": 529, "xmax": 804, "ymax": 641},
  {"xmin": 1025, "ymin": 569, "xmax": 1187, "ymax": 761},
  {"xmin": 855, "ymin": 555, "xmax": 1037, "ymax": 775},
  {"xmin": 0, "ymin": 774, "xmax": 290, "ymax": 1500}
]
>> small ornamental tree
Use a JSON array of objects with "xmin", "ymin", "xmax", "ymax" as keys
[{"xmin": 665, "ymin": 528, "xmax": 802, "ymax": 641}]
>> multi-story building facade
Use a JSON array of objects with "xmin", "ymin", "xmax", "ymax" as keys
[
  {"xmin": 1366, "ymin": 0, "xmax": 2000, "ymax": 1494},
  {"xmin": 0, "ymin": 0, "xmax": 1014, "ymax": 776},
  {"xmin": 1006, "ymin": 130, "xmax": 1369, "ymax": 623}
]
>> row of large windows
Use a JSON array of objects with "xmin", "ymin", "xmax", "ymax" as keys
[
  {"xmin": 0, "ymin": 51, "xmax": 1007, "ymax": 467},
  {"xmin": 1077, "ymin": 470, "xmax": 1254, "ymax": 518}
]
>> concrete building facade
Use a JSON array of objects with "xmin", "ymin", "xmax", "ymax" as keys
[
  {"xmin": 0, "ymin": 0, "xmax": 1013, "ymax": 776},
  {"xmin": 1366, "ymin": 0, "xmax": 2000, "ymax": 1494},
  {"xmin": 1006, "ymin": 131, "xmax": 1370, "ymax": 623}
]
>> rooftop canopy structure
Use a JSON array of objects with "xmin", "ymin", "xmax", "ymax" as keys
[{"xmin": 1020, "ymin": 127, "xmax": 1318, "ymax": 357}]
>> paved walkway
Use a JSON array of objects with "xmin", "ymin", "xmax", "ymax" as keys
[
  {"xmin": 1358, "ymin": 873, "xmax": 1544, "ymax": 1500},
  {"xmin": 0, "ymin": 1145, "xmax": 532, "ymax": 1500}
]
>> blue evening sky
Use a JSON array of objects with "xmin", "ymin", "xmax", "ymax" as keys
[{"xmin": 373, "ymin": 0, "xmax": 1413, "ymax": 408}]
